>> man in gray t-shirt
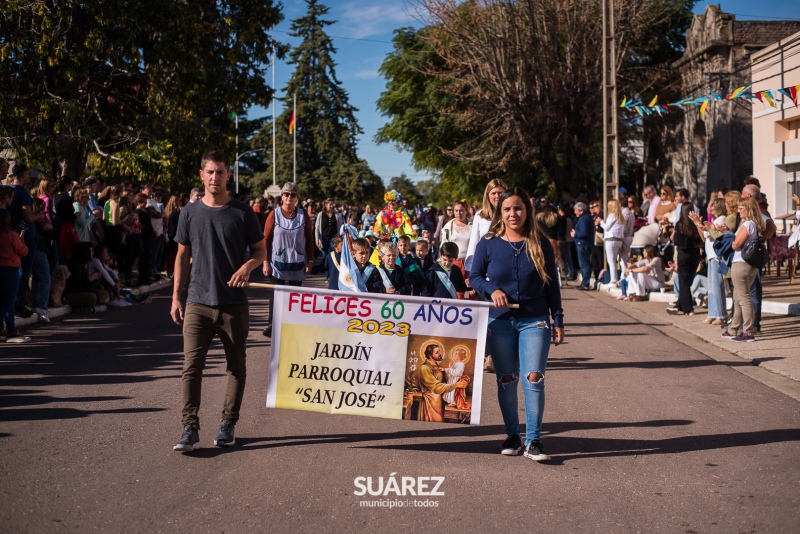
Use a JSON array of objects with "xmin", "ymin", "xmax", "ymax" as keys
[{"xmin": 170, "ymin": 151, "xmax": 266, "ymax": 453}]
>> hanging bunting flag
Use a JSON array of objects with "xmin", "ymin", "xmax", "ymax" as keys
[
  {"xmin": 288, "ymin": 111, "xmax": 296, "ymax": 134},
  {"xmin": 623, "ymin": 82, "xmax": 799, "ymax": 118},
  {"xmin": 727, "ymin": 85, "xmax": 751, "ymax": 99}
]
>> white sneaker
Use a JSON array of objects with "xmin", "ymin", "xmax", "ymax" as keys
[
  {"xmin": 6, "ymin": 332, "xmax": 32, "ymax": 343},
  {"xmin": 108, "ymin": 298, "xmax": 130, "ymax": 307},
  {"xmin": 33, "ymin": 307, "xmax": 51, "ymax": 323}
]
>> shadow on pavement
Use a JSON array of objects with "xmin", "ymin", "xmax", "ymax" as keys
[
  {"xmin": 543, "ymin": 427, "xmax": 800, "ymax": 465},
  {"xmin": 176, "ymin": 419, "xmax": 701, "ymax": 459},
  {"xmin": 0, "ymin": 406, "xmax": 166, "ymax": 423},
  {"xmin": 547, "ymin": 357, "xmax": 778, "ymax": 371}
]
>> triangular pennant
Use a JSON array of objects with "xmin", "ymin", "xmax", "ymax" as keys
[
  {"xmin": 710, "ymin": 92, "xmax": 722, "ymax": 101},
  {"xmin": 700, "ymin": 100, "xmax": 709, "ymax": 116},
  {"xmin": 648, "ymin": 95, "xmax": 658, "ymax": 108},
  {"xmin": 762, "ymin": 91, "xmax": 775, "ymax": 107},
  {"xmin": 790, "ymin": 86, "xmax": 798, "ymax": 108},
  {"xmin": 620, "ymin": 96, "xmax": 627, "ymax": 108},
  {"xmin": 636, "ymin": 106, "xmax": 644, "ymax": 117}
]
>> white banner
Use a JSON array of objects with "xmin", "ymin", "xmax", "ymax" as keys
[{"xmin": 265, "ymin": 286, "xmax": 489, "ymax": 424}]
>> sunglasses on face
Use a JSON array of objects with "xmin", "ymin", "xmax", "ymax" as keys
[{"xmin": 282, "ymin": 192, "xmax": 297, "ymax": 198}]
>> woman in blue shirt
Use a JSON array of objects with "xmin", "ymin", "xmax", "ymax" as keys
[{"xmin": 469, "ymin": 187, "xmax": 564, "ymax": 462}]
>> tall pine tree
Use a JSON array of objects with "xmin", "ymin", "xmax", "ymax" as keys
[{"xmin": 269, "ymin": 0, "xmax": 383, "ymax": 203}]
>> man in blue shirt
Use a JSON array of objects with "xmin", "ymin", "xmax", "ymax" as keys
[
  {"xmin": 9, "ymin": 163, "xmax": 47, "ymax": 315},
  {"xmin": 571, "ymin": 202, "xmax": 595, "ymax": 290}
]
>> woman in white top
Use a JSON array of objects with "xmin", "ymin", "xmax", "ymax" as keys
[
  {"xmin": 600, "ymin": 199, "xmax": 625, "ymax": 283},
  {"xmin": 464, "ymin": 178, "xmax": 507, "ymax": 275},
  {"xmin": 724, "ymin": 197, "xmax": 765, "ymax": 342},
  {"xmin": 440, "ymin": 201, "xmax": 472, "ymax": 260},
  {"xmin": 623, "ymin": 245, "xmax": 664, "ymax": 300},
  {"xmin": 693, "ymin": 198, "xmax": 728, "ymax": 324}
]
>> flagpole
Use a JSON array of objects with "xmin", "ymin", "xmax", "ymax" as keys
[
  {"xmin": 272, "ymin": 49, "xmax": 276, "ymax": 188},
  {"xmin": 293, "ymin": 92, "xmax": 297, "ymax": 183}
]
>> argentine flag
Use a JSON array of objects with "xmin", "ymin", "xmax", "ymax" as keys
[{"xmin": 338, "ymin": 224, "xmax": 367, "ymax": 292}]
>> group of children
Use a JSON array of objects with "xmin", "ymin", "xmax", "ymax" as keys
[{"xmin": 325, "ymin": 234, "xmax": 471, "ymax": 299}]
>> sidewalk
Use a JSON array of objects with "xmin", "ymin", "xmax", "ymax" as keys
[
  {"xmin": 583, "ymin": 272, "xmax": 800, "ymax": 384},
  {"xmin": 15, "ymin": 278, "xmax": 173, "ymax": 329}
]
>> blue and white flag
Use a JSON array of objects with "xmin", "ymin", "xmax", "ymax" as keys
[{"xmin": 338, "ymin": 224, "xmax": 367, "ymax": 292}]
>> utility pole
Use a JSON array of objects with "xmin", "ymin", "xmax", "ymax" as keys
[
  {"xmin": 602, "ymin": 0, "xmax": 619, "ymax": 209},
  {"xmin": 234, "ymin": 113, "xmax": 239, "ymax": 194}
]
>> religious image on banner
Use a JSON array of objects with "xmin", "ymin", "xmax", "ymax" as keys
[{"xmin": 402, "ymin": 335, "xmax": 477, "ymax": 425}]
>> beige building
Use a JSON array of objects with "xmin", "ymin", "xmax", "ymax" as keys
[{"xmin": 751, "ymin": 31, "xmax": 800, "ymax": 230}]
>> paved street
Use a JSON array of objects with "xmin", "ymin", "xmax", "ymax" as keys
[{"xmin": 1, "ymin": 276, "xmax": 798, "ymax": 533}]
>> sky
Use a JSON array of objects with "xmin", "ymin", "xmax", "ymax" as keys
[{"xmin": 248, "ymin": 1, "xmax": 800, "ymax": 186}]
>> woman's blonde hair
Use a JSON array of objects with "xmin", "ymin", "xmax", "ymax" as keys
[
  {"xmin": 724, "ymin": 190, "xmax": 741, "ymax": 216},
  {"xmin": 607, "ymin": 198, "xmax": 624, "ymax": 224},
  {"xmin": 73, "ymin": 188, "xmax": 88, "ymax": 200},
  {"xmin": 165, "ymin": 194, "xmax": 181, "ymax": 217},
  {"xmin": 659, "ymin": 185, "xmax": 674, "ymax": 202},
  {"xmin": 739, "ymin": 197, "xmax": 766, "ymax": 233},
  {"xmin": 486, "ymin": 187, "xmax": 551, "ymax": 285},
  {"xmin": 480, "ymin": 178, "xmax": 508, "ymax": 221},
  {"xmin": 36, "ymin": 177, "xmax": 54, "ymax": 198}
]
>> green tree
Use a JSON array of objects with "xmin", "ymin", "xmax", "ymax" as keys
[
  {"xmin": 375, "ymin": 27, "xmax": 489, "ymax": 202},
  {"xmin": 377, "ymin": 1, "xmax": 694, "ymax": 199},
  {"xmin": 0, "ymin": 0, "xmax": 285, "ymax": 185},
  {"xmin": 266, "ymin": 0, "xmax": 382, "ymax": 203}
]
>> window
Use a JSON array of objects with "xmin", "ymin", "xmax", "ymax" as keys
[{"xmin": 775, "ymin": 118, "xmax": 800, "ymax": 142}]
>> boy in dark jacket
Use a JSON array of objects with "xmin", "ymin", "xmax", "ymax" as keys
[
  {"xmin": 422, "ymin": 241, "xmax": 467, "ymax": 299},
  {"xmin": 396, "ymin": 235, "xmax": 422, "ymax": 295},
  {"xmin": 377, "ymin": 242, "xmax": 411, "ymax": 295}
]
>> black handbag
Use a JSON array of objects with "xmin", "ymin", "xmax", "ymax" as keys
[{"xmin": 741, "ymin": 237, "xmax": 767, "ymax": 268}]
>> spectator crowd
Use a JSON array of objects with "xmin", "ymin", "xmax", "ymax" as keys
[{"xmin": 0, "ymin": 152, "xmax": 790, "ymax": 347}]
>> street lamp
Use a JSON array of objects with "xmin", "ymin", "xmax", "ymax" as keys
[{"xmin": 235, "ymin": 148, "xmax": 267, "ymax": 194}]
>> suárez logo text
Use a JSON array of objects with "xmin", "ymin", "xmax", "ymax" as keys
[{"xmin": 353, "ymin": 474, "xmax": 445, "ymax": 497}]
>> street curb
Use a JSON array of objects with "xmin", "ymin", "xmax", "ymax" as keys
[
  {"xmin": 585, "ymin": 287, "xmax": 800, "ymax": 400},
  {"xmin": 594, "ymin": 284, "xmax": 799, "ymax": 316},
  {"xmin": 17, "ymin": 278, "xmax": 173, "ymax": 328}
]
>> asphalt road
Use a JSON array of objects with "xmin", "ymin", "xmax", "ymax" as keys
[{"xmin": 1, "ymin": 276, "xmax": 798, "ymax": 533}]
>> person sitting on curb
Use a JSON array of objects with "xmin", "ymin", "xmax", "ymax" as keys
[{"xmin": 622, "ymin": 245, "xmax": 664, "ymax": 301}]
